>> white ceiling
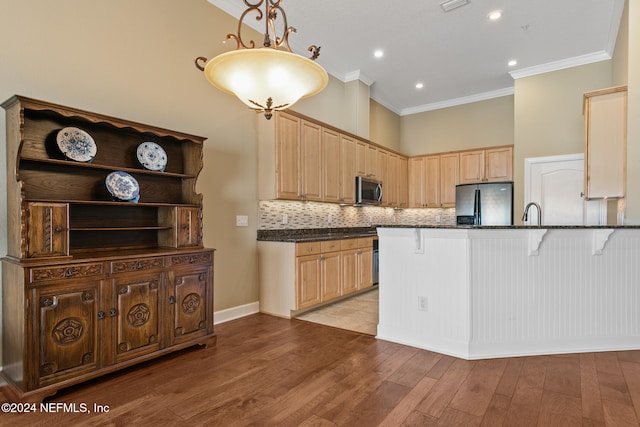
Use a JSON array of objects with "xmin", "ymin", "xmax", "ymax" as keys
[{"xmin": 207, "ymin": 0, "xmax": 625, "ymax": 116}]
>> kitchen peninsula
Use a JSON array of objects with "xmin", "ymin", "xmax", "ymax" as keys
[{"xmin": 376, "ymin": 225, "xmax": 640, "ymax": 360}]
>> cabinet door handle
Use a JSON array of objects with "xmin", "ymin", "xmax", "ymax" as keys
[
  {"xmin": 109, "ymin": 308, "xmax": 117, "ymax": 317},
  {"xmin": 169, "ymin": 296, "xmax": 176, "ymax": 304},
  {"xmin": 136, "ymin": 262, "xmax": 143, "ymax": 269},
  {"xmin": 98, "ymin": 311, "xmax": 105, "ymax": 320},
  {"xmin": 65, "ymin": 268, "xmax": 73, "ymax": 278}
]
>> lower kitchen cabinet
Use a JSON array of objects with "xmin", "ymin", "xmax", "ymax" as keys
[
  {"xmin": 259, "ymin": 237, "xmax": 376, "ymax": 318},
  {"xmin": 296, "ymin": 253, "xmax": 321, "ymax": 309},
  {"xmin": 2, "ymin": 250, "xmax": 215, "ymax": 401}
]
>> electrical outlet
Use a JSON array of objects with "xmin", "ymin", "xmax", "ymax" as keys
[
  {"xmin": 281, "ymin": 213, "xmax": 288, "ymax": 225},
  {"xmin": 236, "ymin": 215, "xmax": 249, "ymax": 227},
  {"xmin": 436, "ymin": 215, "xmax": 441, "ymax": 223},
  {"xmin": 418, "ymin": 296, "xmax": 428, "ymax": 311}
]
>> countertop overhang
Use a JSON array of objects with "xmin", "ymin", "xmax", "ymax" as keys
[
  {"xmin": 376, "ymin": 224, "xmax": 640, "ymax": 229},
  {"xmin": 257, "ymin": 227, "xmax": 377, "ymax": 243}
]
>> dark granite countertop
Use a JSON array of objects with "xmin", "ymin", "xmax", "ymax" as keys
[
  {"xmin": 376, "ymin": 224, "xmax": 640, "ymax": 229},
  {"xmin": 257, "ymin": 227, "xmax": 378, "ymax": 242}
]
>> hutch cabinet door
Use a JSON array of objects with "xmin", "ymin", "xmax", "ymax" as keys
[
  {"xmin": 167, "ymin": 266, "xmax": 211, "ymax": 345},
  {"xmin": 26, "ymin": 202, "xmax": 68, "ymax": 258},
  {"xmin": 33, "ymin": 281, "xmax": 101, "ymax": 388},
  {"xmin": 177, "ymin": 207, "xmax": 202, "ymax": 248},
  {"xmin": 109, "ymin": 272, "xmax": 163, "ymax": 364}
]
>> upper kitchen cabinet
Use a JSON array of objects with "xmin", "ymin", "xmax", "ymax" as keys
[
  {"xmin": 409, "ymin": 155, "xmax": 439, "ymax": 208},
  {"xmin": 397, "ymin": 156, "xmax": 409, "ymax": 209},
  {"xmin": 439, "ymin": 152, "xmax": 459, "ymax": 207},
  {"xmin": 583, "ymin": 85, "xmax": 627, "ymax": 199},
  {"xmin": 259, "ymin": 111, "xmax": 403, "ymax": 206},
  {"xmin": 300, "ymin": 120, "xmax": 323, "ymax": 201},
  {"xmin": 459, "ymin": 146, "xmax": 513, "ymax": 184},
  {"xmin": 339, "ymin": 134, "xmax": 356, "ymax": 204}
]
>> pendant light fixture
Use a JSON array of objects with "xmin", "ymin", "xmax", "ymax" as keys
[{"xmin": 196, "ymin": 0, "xmax": 329, "ymax": 119}]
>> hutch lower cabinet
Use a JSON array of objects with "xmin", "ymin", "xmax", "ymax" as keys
[{"xmin": 1, "ymin": 96, "xmax": 215, "ymax": 401}]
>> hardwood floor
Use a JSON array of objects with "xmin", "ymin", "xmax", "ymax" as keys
[{"xmin": 2, "ymin": 313, "xmax": 639, "ymax": 426}]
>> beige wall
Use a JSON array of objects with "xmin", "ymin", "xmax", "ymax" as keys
[
  {"xmin": 369, "ymin": 100, "xmax": 401, "ymax": 151},
  {"xmin": 513, "ymin": 61, "xmax": 613, "ymax": 220},
  {"xmin": 627, "ymin": 0, "xmax": 640, "ymax": 224},
  {"xmin": 613, "ymin": 0, "xmax": 629, "ymax": 86},
  {"xmin": 0, "ymin": 0, "xmax": 262, "ymax": 317},
  {"xmin": 0, "ymin": 0, "xmax": 357, "ymax": 340},
  {"xmin": 400, "ymin": 96, "xmax": 515, "ymax": 156}
]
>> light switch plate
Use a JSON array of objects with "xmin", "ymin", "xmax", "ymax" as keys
[{"xmin": 236, "ymin": 215, "xmax": 249, "ymax": 227}]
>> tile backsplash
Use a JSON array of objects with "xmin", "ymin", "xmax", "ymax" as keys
[{"xmin": 259, "ymin": 200, "xmax": 456, "ymax": 230}]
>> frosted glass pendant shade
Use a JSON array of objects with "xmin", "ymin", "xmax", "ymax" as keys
[{"xmin": 203, "ymin": 48, "xmax": 328, "ymax": 117}]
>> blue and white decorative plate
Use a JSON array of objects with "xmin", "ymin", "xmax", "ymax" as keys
[
  {"xmin": 136, "ymin": 142, "xmax": 167, "ymax": 172},
  {"xmin": 56, "ymin": 127, "xmax": 97, "ymax": 162},
  {"xmin": 105, "ymin": 171, "xmax": 140, "ymax": 203}
]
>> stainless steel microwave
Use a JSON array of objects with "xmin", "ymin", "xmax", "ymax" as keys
[{"xmin": 355, "ymin": 176, "xmax": 382, "ymax": 205}]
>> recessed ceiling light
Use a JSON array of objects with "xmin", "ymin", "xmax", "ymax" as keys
[
  {"xmin": 488, "ymin": 10, "xmax": 502, "ymax": 20},
  {"xmin": 507, "ymin": 59, "xmax": 518, "ymax": 67},
  {"xmin": 415, "ymin": 83, "xmax": 424, "ymax": 89},
  {"xmin": 374, "ymin": 50, "xmax": 384, "ymax": 58}
]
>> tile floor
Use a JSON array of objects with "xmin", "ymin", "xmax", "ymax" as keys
[{"xmin": 296, "ymin": 287, "xmax": 379, "ymax": 335}]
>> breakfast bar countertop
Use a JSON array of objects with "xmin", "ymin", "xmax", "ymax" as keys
[
  {"xmin": 376, "ymin": 224, "xmax": 640, "ymax": 229},
  {"xmin": 257, "ymin": 227, "xmax": 378, "ymax": 243}
]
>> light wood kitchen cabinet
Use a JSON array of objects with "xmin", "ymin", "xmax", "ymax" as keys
[
  {"xmin": 366, "ymin": 145, "xmax": 379, "ymax": 178},
  {"xmin": 485, "ymin": 147, "xmax": 513, "ymax": 182},
  {"xmin": 355, "ymin": 138, "xmax": 381, "ymax": 180},
  {"xmin": 341, "ymin": 239, "xmax": 359, "ymax": 295},
  {"xmin": 459, "ymin": 146, "xmax": 512, "ymax": 184},
  {"xmin": 295, "ymin": 240, "xmax": 344, "ymax": 309},
  {"xmin": 409, "ymin": 157, "xmax": 425, "ymax": 208},
  {"xmin": 397, "ymin": 156, "xmax": 409, "ymax": 208},
  {"xmin": 355, "ymin": 140, "xmax": 368, "ymax": 177},
  {"xmin": 357, "ymin": 238, "xmax": 374, "ymax": 290},
  {"xmin": 340, "ymin": 135, "xmax": 357, "ymax": 204},
  {"xmin": 378, "ymin": 150, "xmax": 389, "ymax": 205},
  {"xmin": 440, "ymin": 153, "xmax": 459, "ymax": 207},
  {"xmin": 275, "ymin": 112, "xmax": 301, "ymax": 199},
  {"xmin": 259, "ymin": 237, "xmax": 375, "ymax": 317},
  {"xmin": 583, "ymin": 85, "xmax": 627, "ymax": 199},
  {"xmin": 296, "ymin": 254, "xmax": 321, "ymax": 309},
  {"xmin": 320, "ymin": 240, "xmax": 342, "ymax": 301},
  {"xmin": 424, "ymin": 156, "xmax": 440, "ymax": 207},
  {"xmin": 322, "ymin": 128, "xmax": 341, "ymax": 203},
  {"xmin": 1, "ymin": 96, "xmax": 215, "ymax": 401},
  {"xmin": 387, "ymin": 153, "xmax": 399, "ymax": 207},
  {"xmin": 341, "ymin": 237, "xmax": 373, "ymax": 294},
  {"xmin": 409, "ymin": 155, "xmax": 439, "ymax": 208},
  {"xmin": 300, "ymin": 120, "xmax": 323, "ymax": 201}
]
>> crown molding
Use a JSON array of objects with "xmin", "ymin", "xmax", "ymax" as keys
[
  {"xmin": 509, "ymin": 51, "xmax": 611, "ymax": 80},
  {"xmin": 344, "ymin": 70, "xmax": 375, "ymax": 86},
  {"xmin": 399, "ymin": 87, "xmax": 515, "ymax": 116}
]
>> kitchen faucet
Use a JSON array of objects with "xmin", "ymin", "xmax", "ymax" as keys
[{"xmin": 522, "ymin": 202, "xmax": 542, "ymax": 226}]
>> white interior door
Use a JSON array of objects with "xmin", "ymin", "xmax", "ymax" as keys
[{"xmin": 524, "ymin": 154, "xmax": 606, "ymax": 225}]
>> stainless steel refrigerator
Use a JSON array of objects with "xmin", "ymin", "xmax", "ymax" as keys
[{"xmin": 455, "ymin": 182, "xmax": 514, "ymax": 226}]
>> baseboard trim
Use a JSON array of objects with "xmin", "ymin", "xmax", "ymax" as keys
[{"xmin": 214, "ymin": 301, "xmax": 260, "ymax": 325}]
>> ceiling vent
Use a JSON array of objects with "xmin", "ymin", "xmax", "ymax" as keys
[{"xmin": 440, "ymin": 0, "xmax": 470, "ymax": 12}]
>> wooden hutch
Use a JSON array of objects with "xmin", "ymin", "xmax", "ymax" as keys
[{"xmin": 1, "ymin": 96, "xmax": 215, "ymax": 401}]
